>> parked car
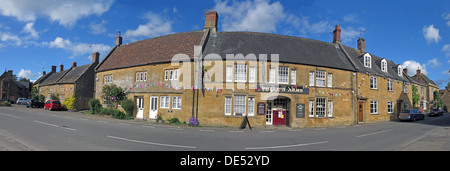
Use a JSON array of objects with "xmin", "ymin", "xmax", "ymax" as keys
[
  {"xmin": 44, "ymin": 100, "xmax": 62, "ymax": 111},
  {"xmin": 26, "ymin": 99, "xmax": 44, "ymax": 108},
  {"xmin": 16, "ymin": 98, "xmax": 27, "ymax": 105},
  {"xmin": 399, "ymin": 109, "xmax": 425, "ymax": 122},
  {"xmin": 429, "ymin": 108, "xmax": 444, "ymax": 117}
]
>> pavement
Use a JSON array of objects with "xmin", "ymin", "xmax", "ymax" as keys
[{"xmin": 1, "ymin": 104, "xmax": 450, "ymax": 151}]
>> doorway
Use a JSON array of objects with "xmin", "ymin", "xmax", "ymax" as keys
[
  {"xmin": 136, "ymin": 97, "xmax": 144, "ymax": 119},
  {"xmin": 266, "ymin": 97, "xmax": 291, "ymax": 126},
  {"xmin": 149, "ymin": 96, "xmax": 158, "ymax": 119},
  {"xmin": 358, "ymin": 102, "xmax": 364, "ymax": 123}
]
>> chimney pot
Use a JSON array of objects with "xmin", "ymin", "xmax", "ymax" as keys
[
  {"xmin": 205, "ymin": 11, "xmax": 219, "ymax": 34},
  {"xmin": 92, "ymin": 52, "xmax": 100, "ymax": 64},
  {"xmin": 51, "ymin": 66, "xmax": 56, "ymax": 72},
  {"xmin": 60, "ymin": 62, "xmax": 64, "ymax": 72},
  {"xmin": 357, "ymin": 38, "xmax": 366, "ymax": 53},
  {"xmin": 116, "ymin": 31, "xmax": 122, "ymax": 46},
  {"xmin": 333, "ymin": 25, "xmax": 342, "ymax": 44},
  {"xmin": 72, "ymin": 62, "xmax": 77, "ymax": 68}
]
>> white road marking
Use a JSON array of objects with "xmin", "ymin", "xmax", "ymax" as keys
[
  {"xmin": 199, "ymin": 129, "xmax": 215, "ymax": 132},
  {"xmin": 143, "ymin": 125, "xmax": 155, "ymax": 128},
  {"xmin": 34, "ymin": 120, "xmax": 76, "ymax": 131},
  {"xmin": 245, "ymin": 141, "xmax": 329, "ymax": 150},
  {"xmin": 0, "ymin": 113, "xmax": 21, "ymax": 119},
  {"xmin": 356, "ymin": 129, "xmax": 393, "ymax": 138},
  {"xmin": 107, "ymin": 135, "xmax": 196, "ymax": 149}
]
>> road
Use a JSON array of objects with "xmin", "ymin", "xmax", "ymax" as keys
[{"xmin": 1, "ymin": 104, "xmax": 449, "ymax": 151}]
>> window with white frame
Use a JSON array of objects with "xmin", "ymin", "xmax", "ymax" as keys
[
  {"xmin": 136, "ymin": 72, "xmax": 147, "ymax": 82},
  {"xmin": 370, "ymin": 101, "xmax": 378, "ymax": 114},
  {"xmin": 381, "ymin": 59, "xmax": 387, "ymax": 72},
  {"xmin": 269, "ymin": 68, "xmax": 275, "ymax": 83},
  {"xmin": 403, "ymin": 83, "xmax": 408, "ymax": 94},
  {"xmin": 328, "ymin": 101, "xmax": 333, "ymax": 117},
  {"xmin": 370, "ymin": 76, "xmax": 377, "ymax": 89},
  {"xmin": 233, "ymin": 95, "xmax": 246, "ymax": 115},
  {"xmin": 172, "ymin": 96, "xmax": 182, "ymax": 109},
  {"xmin": 388, "ymin": 101, "xmax": 394, "ymax": 114},
  {"xmin": 224, "ymin": 97, "xmax": 232, "ymax": 115},
  {"xmin": 173, "ymin": 70, "xmax": 178, "ymax": 80},
  {"xmin": 248, "ymin": 97, "xmax": 255, "ymax": 116},
  {"xmin": 316, "ymin": 70, "xmax": 326, "ymax": 87},
  {"xmin": 278, "ymin": 66, "xmax": 289, "ymax": 84},
  {"xmin": 226, "ymin": 66, "xmax": 233, "ymax": 82},
  {"xmin": 398, "ymin": 65, "xmax": 403, "ymax": 77},
  {"xmin": 160, "ymin": 96, "xmax": 170, "ymax": 109},
  {"xmin": 309, "ymin": 71, "xmax": 314, "ymax": 87},
  {"xmin": 291, "ymin": 70, "xmax": 296, "ymax": 85},
  {"xmin": 234, "ymin": 64, "xmax": 247, "ymax": 82},
  {"xmin": 60, "ymin": 85, "xmax": 64, "ymax": 92},
  {"xmin": 327, "ymin": 73, "xmax": 333, "ymax": 88},
  {"xmin": 164, "ymin": 71, "xmax": 169, "ymax": 81},
  {"xmin": 364, "ymin": 53, "xmax": 371, "ymax": 68},
  {"xmin": 105, "ymin": 75, "xmax": 113, "ymax": 84},
  {"xmin": 249, "ymin": 66, "xmax": 256, "ymax": 83},
  {"xmin": 316, "ymin": 98, "xmax": 326, "ymax": 117},
  {"xmin": 387, "ymin": 79, "xmax": 393, "ymax": 91},
  {"xmin": 309, "ymin": 100, "xmax": 314, "ymax": 117}
]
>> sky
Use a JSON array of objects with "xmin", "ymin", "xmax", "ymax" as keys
[{"xmin": 0, "ymin": 0, "xmax": 449, "ymax": 89}]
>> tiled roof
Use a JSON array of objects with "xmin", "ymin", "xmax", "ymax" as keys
[
  {"xmin": 96, "ymin": 30, "xmax": 206, "ymax": 72},
  {"xmin": 39, "ymin": 63, "xmax": 94, "ymax": 86}
]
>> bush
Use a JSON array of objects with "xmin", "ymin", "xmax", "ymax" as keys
[
  {"xmin": 99, "ymin": 108, "xmax": 129, "ymax": 120},
  {"xmin": 62, "ymin": 96, "xmax": 76, "ymax": 111},
  {"xmin": 89, "ymin": 98, "xmax": 102, "ymax": 114},
  {"xmin": 167, "ymin": 118, "xmax": 181, "ymax": 125},
  {"xmin": 121, "ymin": 99, "xmax": 134, "ymax": 117}
]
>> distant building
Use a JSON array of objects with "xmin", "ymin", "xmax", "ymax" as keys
[
  {"xmin": 0, "ymin": 70, "xmax": 19, "ymax": 102},
  {"xmin": 33, "ymin": 53, "xmax": 99, "ymax": 109}
]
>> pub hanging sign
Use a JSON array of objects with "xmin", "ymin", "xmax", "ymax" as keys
[{"xmin": 255, "ymin": 85, "xmax": 310, "ymax": 94}]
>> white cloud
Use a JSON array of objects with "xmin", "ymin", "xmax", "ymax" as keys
[
  {"xmin": 17, "ymin": 69, "xmax": 40, "ymax": 80},
  {"xmin": 22, "ymin": 22, "xmax": 39, "ymax": 39},
  {"xmin": 214, "ymin": 0, "xmax": 286, "ymax": 33},
  {"xmin": 0, "ymin": 0, "xmax": 114, "ymax": 27},
  {"xmin": 402, "ymin": 60, "xmax": 428, "ymax": 76},
  {"xmin": 0, "ymin": 31, "xmax": 22, "ymax": 46},
  {"xmin": 46, "ymin": 37, "xmax": 111, "ymax": 58},
  {"xmin": 422, "ymin": 25, "xmax": 441, "ymax": 44},
  {"xmin": 442, "ymin": 44, "xmax": 450, "ymax": 57},
  {"xmin": 89, "ymin": 20, "xmax": 108, "ymax": 35},
  {"xmin": 426, "ymin": 58, "xmax": 441, "ymax": 68},
  {"xmin": 442, "ymin": 12, "xmax": 450, "ymax": 27},
  {"xmin": 341, "ymin": 26, "xmax": 365, "ymax": 44},
  {"xmin": 124, "ymin": 12, "xmax": 173, "ymax": 41}
]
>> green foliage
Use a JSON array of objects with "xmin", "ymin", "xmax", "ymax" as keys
[
  {"xmin": 99, "ymin": 108, "xmax": 129, "ymax": 120},
  {"xmin": 167, "ymin": 118, "xmax": 181, "ymax": 124},
  {"xmin": 62, "ymin": 96, "xmax": 76, "ymax": 111},
  {"xmin": 50, "ymin": 94, "xmax": 59, "ymax": 100},
  {"xmin": 433, "ymin": 90, "xmax": 445, "ymax": 108},
  {"xmin": 38, "ymin": 95, "xmax": 45, "ymax": 102},
  {"xmin": 89, "ymin": 98, "xmax": 102, "ymax": 114},
  {"xmin": 101, "ymin": 84, "xmax": 126, "ymax": 109},
  {"xmin": 121, "ymin": 99, "xmax": 134, "ymax": 117},
  {"xmin": 0, "ymin": 101, "xmax": 11, "ymax": 106},
  {"xmin": 412, "ymin": 85, "xmax": 420, "ymax": 107}
]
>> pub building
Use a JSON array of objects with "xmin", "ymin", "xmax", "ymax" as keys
[{"xmin": 95, "ymin": 11, "xmax": 436, "ymax": 128}]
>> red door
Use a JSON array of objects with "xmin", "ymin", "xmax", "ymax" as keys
[{"xmin": 272, "ymin": 110, "xmax": 286, "ymax": 125}]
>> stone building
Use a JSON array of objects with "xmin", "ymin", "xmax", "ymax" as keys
[
  {"xmin": 94, "ymin": 11, "xmax": 439, "ymax": 128},
  {"xmin": 34, "ymin": 53, "xmax": 99, "ymax": 109},
  {"xmin": 0, "ymin": 70, "xmax": 20, "ymax": 102}
]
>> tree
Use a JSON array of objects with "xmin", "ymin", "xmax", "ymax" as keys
[
  {"xmin": 433, "ymin": 90, "xmax": 444, "ymax": 109},
  {"xmin": 412, "ymin": 85, "xmax": 420, "ymax": 108},
  {"xmin": 101, "ymin": 84, "xmax": 126, "ymax": 109}
]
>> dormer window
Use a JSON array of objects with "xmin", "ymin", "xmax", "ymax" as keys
[
  {"xmin": 364, "ymin": 53, "xmax": 371, "ymax": 68},
  {"xmin": 398, "ymin": 65, "xmax": 403, "ymax": 77},
  {"xmin": 381, "ymin": 59, "xmax": 387, "ymax": 72}
]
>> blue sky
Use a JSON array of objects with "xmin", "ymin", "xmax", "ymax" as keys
[{"xmin": 0, "ymin": 0, "xmax": 449, "ymax": 88}]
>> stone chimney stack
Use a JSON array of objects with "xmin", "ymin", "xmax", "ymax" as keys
[
  {"xmin": 357, "ymin": 38, "xmax": 366, "ymax": 53},
  {"xmin": 403, "ymin": 68, "xmax": 408, "ymax": 76},
  {"xmin": 416, "ymin": 68, "xmax": 421, "ymax": 76},
  {"xmin": 43, "ymin": 71, "xmax": 46, "ymax": 75},
  {"xmin": 60, "ymin": 62, "xmax": 64, "ymax": 72},
  {"xmin": 205, "ymin": 11, "xmax": 219, "ymax": 34},
  {"xmin": 72, "ymin": 62, "xmax": 77, "ymax": 68},
  {"xmin": 333, "ymin": 25, "xmax": 342, "ymax": 44},
  {"xmin": 116, "ymin": 31, "xmax": 122, "ymax": 46},
  {"xmin": 51, "ymin": 66, "xmax": 56, "ymax": 72},
  {"xmin": 92, "ymin": 52, "xmax": 100, "ymax": 64}
]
